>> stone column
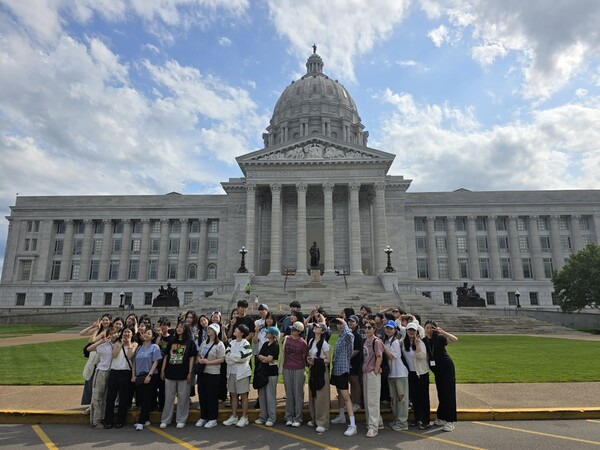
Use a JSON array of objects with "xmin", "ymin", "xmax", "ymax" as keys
[
  {"xmin": 323, "ymin": 182, "xmax": 335, "ymax": 275},
  {"xmin": 177, "ymin": 218, "xmax": 189, "ymax": 281},
  {"xmin": 374, "ymin": 181, "xmax": 388, "ymax": 273},
  {"xmin": 594, "ymin": 215, "xmax": 600, "ymax": 244},
  {"xmin": 268, "ymin": 183, "xmax": 282, "ymax": 275},
  {"xmin": 296, "ymin": 183, "xmax": 308, "ymax": 274},
  {"xmin": 198, "ymin": 219, "xmax": 208, "ymax": 280},
  {"xmin": 486, "ymin": 216, "xmax": 501, "ymax": 279},
  {"xmin": 466, "ymin": 216, "xmax": 480, "ymax": 279},
  {"xmin": 245, "ymin": 184, "xmax": 256, "ymax": 274},
  {"xmin": 528, "ymin": 216, "xmax": 545, "ymax": 279},
  {"xmin": 78, "ymin": 219, "xmax": 94, "ymax": 281},
  {"xmin": 349, "ymin": 182, "xmax": 363, "ymax": 275},
  {"xmin": 446, "ymin": 216, "xmax": 459, "ymax": 279},
  {"xmin": 508, "ymin": 216, "xmax": 524, "ymax": 280},
  {"xmin": 549, "ymin": 215, "xmax": 565, "ymax": 270},
  {"xmin": 59, "ymin": 219, "xmax": 74, "ymax": 281},
  {"xmin": 426, "ymin": 216, "xmax": 439, "ymax": 279},
  {"xmin": 157, "ymin": 219, "xmax": 170, "ymax": 280},
  {"xmin": 137, "ymin": 219, "xmax": 151, "ymax": 282},
  {"xmin": 570, "ymin": 215, "xmax": 583, "ymax": 252},
  {"xmin": 118, "ymin": 219, "xmax": 132, "ymax": 281},
  {"xmin": 98, "ymin": 219, "xmax": 112, "ymax": 281}
]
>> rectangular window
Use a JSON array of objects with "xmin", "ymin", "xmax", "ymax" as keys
[
  {"xmin": 540, "ymin": 236, "xmax": 551, "ymax": 253},
  {"xmin": 551, "ymin": 292, "xmax": 559, "ymax": 305},
  {"xmin": 94, "ymin": 220, "xmax": 104, "ymax": 234},
  {"xmin": 522, "ymin": 258, "xmax": 533, "ymax": 279},
  {"xmin": 496, "ymin": 217, "xmax": 507, "ymax": 231},
  {"xmin": 128, "ymin": 260, "xmax": 139, "ymax": 279},
  {"xmin": 558, "ymin": 217, "xmax": 569, "ymax": 230},
  {"xmin": 19, "ymin": 260, "xmax": 32, "ymax": 281},
  {"xmin": 167, "ymin": 260, "xmax": 178, "ymax": 279},
  {"xmin": 53, "ymin": 239, "xmax": 64, "ymax": 255},
  {"xmin": 169, "ymin": 238, "xmax": 180, "ymax": 255},
  {"xmin": 458, "ymin": 258, "xmax": 469, "ymax": 278},
  {"xmin": 486, "ymin": 292, "xmax": 496, "ymax": 306},
  {"xmin": 543, "ymin": 258, "xmax": 554, "ymax": 278},
  {"xmin": 208, "ymin": 220, "xmax": 219, "ymax": 233},
  {"xmin": 27, "ymin": 220, "xmax": 33, "ymax": 232},
  {"xmin": 579, "ymin": 217, "xmax": 590, "ymax": 231},
  {"xmin": 443, "ymin": 291, "xmax": 452, "ymax": 305},
  {"xmin": 170, "ymin": 220, "xmax": 181, "ymax": 234},
  {"xmin": 151, "ymin": 220, "xmax": 161, "ymax": 233},
  {"xmin": 111, "ymin": 238, "xmax": 122, "ymax": 254},
  {"xmin": 498, "ymin": 236, "xmax": 509, "ymax": 253},
  {"xmin": 500, "ymin": 258, "xmax": 512, "ymax": 278},
  {"xmin": 476, "ymin": 217, "xmax": 487, "ymax": 231},
  {"xmin": 437, "ymin": 258, "xmax": 448, "ymax": 278},
  {"xmin": 89, "ymin": 260, "xmax": 100, "ymax": 280},
  {"xmin": 560, "ymin": 236, "xmax": 572, "ymax": 253},
  {"xmin": 479, "ymin": 258, "xmax": 490, "ymax": 279},
  {"xmin": 415, "ymin": 236, "xmax": 427, "ymax": 253},
  {"xmin": 456, "ymin": 236, "xmax": 467, "ymax": 252},
  {"xmin": 131, "ymin": 239, "xmax": 141, "ymax": 254},
  {"xmin": 104, "ymin": 292, "xmax": 112, "ymax": 306},
  {"xmin": 414, "ymin": 217, "xmax": 426, "ymax": 232},
  {"xmin": 44, "ymin": 293, "xmax": 53, "ymax": 306},
  {"xmin": 51, "ymin": 261, "xmax": 61, "ymax": 280},
  {"xmin": 124, "ymin": 292, "xmax": 133, "ymax": 306},
  {"xmin": 208, "ymin": 238, "xmax": 218, "ymax": 254},
  {"xmin": 434, "ymin": 218, "xmax": 446, "ymax": 231},
  {"xmin": 144, "ymin": 292, "xmax": 153, "ymax": 305},
  {"xmin": 517, "ymin": 217, "xmax": 528, "ymax": 231},
  {"xmin": 519, "ymin": 236, "xmax": 529, "ymax": 252},
  {"xmin": 184, "ymin": 291, "xmax": 193, "ymax": 305},
  {"xmin": 72, "ymin": 238, "xmax": 83, "ymax": 255},
  {"xmin": 109, "ymin": 260, "xmax": 119, "ymax": 280},
  {"xmin": 455, "ymin": 217, "xmax": 467, "ymax": 231},
  {"xmin": 477, "ymin": 236, "xmax": 488, "ymax": 252},
  {"xmin": 188, "ymin": 237, "xmax": 199, "ymax": 254},
  {"xmin": 74, "ymin": 220, "xmax": 85, "ymax": 234},
  {"xmin": 113, "ymin": 220, "xmax": 124, "ymax": 234},
  {"xmin": 436, "ymin": 237, "xmax": 447, "ymax": 253},
  {"xmin": 417, "ymin": 258, "xmax": 428, "ymax": 278},
  {"xmin": 63, "ymin": 292, "xmax": 72, "ymax": 306},
  {"xmin": 529, "ymin": 292, "xmax": 539, "ymax": 306},
  {"xmin": 16, "ymin": 293, "xmax": 26, "ymax": 306},
  {"xmin": 92, "ymin": 239, "xmax": 103, "ymax": 255},
  {"xmin": 131, "ymin": 220, "xmax": 142, "ymax": 234},
  {"xmin": 150, "ymin": 238, "xmax": 161, "ymax": 255},
  {"xmin": 507, "ymin": 291, "xmax": 517, "ymax": 306},
  {"xmin": 189, "ymin": 220, "xmax": 200, "ymax": 233},
  {"xmin": 24, "ymin": 238, "xmax": 38, "ymax": 251},
  {"xmin": 148, "ymin": 260, "xmax": 158, "ymax": 279},
  {"xmin": 582, "ymin": 235, "xmax": 594, "ymax": 246},
  {"xmin": 70, "ymin": 261, "xmax": 80, "ymax": 280},
  {"xmin": 538, "ymin": 217, "xmax": 548, "ymax": 231},
  {"xmin": 84, "ymin": 292, "xmax": 93, "ymax": 306},
  {"xmin": 55, "ymin": 220, "xmax": 65, "ymax": 234}
]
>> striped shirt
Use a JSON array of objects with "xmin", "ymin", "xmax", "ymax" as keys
[{"xmin": 332, "ymin": 322, "xmax": 354, "ymax": 376}]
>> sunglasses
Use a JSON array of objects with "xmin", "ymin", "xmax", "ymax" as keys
[
  {"xmin": 364, "ymin": 326, "xmax": 373, "ymax": 330},
  {"xmin": 392, "ymin": 310, "xmax": 400, "ymax": 313}
]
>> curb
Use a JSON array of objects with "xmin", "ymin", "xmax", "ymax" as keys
[{"xmin": 1, "ymin": 407, "xmax": 599, "ymax": 425}]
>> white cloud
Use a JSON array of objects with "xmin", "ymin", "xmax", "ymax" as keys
[
  {"xmin": 428, "ymin": 24, "xmax": 449, "ymax": 47},
  {"xmin": 397, "ymin": 59, "xmax": 417, "ymax": 66},
  {"xmin": 576, "ymin": 88, "xmax": 588, "ymax": 98},
  {"xmin": 266, "ymin": 0, "xmax": 410, "ymax": 83},
  {"xmin": 218, "ymin": 36, "xmax": 232, "ymax": 46},
  {"xmin": 375, "ymin": 89, "xmax": 600, "ymax": 192}
]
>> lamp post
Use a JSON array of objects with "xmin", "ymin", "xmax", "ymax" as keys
[
  {"xmin": 515, "ymin": 290, "xmax": 521, "ymax": 309},
  {"xmin": 238, "ymin": 246, "xmax": 248, "ymax": 273},
  {"xmin": 119, "ymin": 291, "xmax": 125, "ymax": 309},
  {"xmin": 384, "ymin": 245, "xmax": 396, "ymax": 273}
]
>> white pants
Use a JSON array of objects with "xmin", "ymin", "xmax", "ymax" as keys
[{"xmin": 362, "ymin": 371, "xmax": 383, "ymax": 431}]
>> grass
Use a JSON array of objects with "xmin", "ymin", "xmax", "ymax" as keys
[
  {"xmin": 0, "ymin": 335, "xmax": 598, "ymax": 385},
  {"xmin": 0, "ymin": 324, "xmax": 73, "ymax": 339}
]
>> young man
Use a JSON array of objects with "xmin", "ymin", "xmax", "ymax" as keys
[
  {"xmin": 280, "ymin": 300, "xmax": 301, "ymax": 334},
  {"xmin": 232, "ymin": 299, "xmax": 256, "ymax": 340}
]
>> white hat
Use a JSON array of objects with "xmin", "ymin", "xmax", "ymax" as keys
[
  {"xmin": 406, "ymin": 322, "xmax": 418, "ymax": 331},
  {"xmin": 208, "ymin": 323, "xmax": 220, "ymax": 334},
  {"xmin": 292, "ymin": 321, "xmax": 305, "ymax": 332}
]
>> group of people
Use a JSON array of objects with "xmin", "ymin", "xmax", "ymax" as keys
[{"xmin": 80, "ymin": 299, "xmax": 458, "ymax": 438}]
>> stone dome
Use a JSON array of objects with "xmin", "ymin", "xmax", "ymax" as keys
[{"xmin": 263, "ymin": 52, "xmax": 368, "ymax": 148}]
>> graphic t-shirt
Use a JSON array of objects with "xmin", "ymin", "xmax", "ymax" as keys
[{"xmin": 164, "ymin": 338, "xmax": 197, "ymax": 380}]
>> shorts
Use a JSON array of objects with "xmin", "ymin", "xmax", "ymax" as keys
[
  {"xmin": 227, "ymin": 374, "xmax": 250, "ymax": 394},
  {"xmin": 330, "ymin": 372, "xmax": 349, "ymax": 390}
]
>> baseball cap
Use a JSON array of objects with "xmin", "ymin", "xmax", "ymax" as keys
[
  {"xmin": 265, "ymin": 326, "xmax": 279, "ymax": 336},
  {"xmin": 292, "ymin": 321, "xmax": 305, "ymax": 332},
  {"xmin": 406, "ymin": 322, "xmax": 418, "ymax": 331},
  {"xmin": 348, "ymin": 315, "xmax": 360, "ymax": 324},
  {"xmin": 384, "ymin": 320, "xmax": 397, "ymax": 329},
  {"xmin": 258, "ymin": 303, "xmax": 269, "ymax": 311},
  {"xmin": 208, "ymin": 323, "xmax": 220, "ymax": 334}
]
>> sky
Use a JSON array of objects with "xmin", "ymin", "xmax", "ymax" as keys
[{"xmin": 1, "ymin": 0, "xmax": 600, "ymax": 272}]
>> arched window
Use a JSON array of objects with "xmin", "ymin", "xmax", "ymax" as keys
[
  {"xmin": 187, "ymin": 264, "xmax": 197, "ymax": 280},
  {"xmin": 207, "ymin": 264, "xmax": 217, "ymax": 280}
]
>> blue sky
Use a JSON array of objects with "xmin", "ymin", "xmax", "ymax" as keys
[{"xmin": 1, "ymin": 0, "xmax": 600, "ymax": 272}]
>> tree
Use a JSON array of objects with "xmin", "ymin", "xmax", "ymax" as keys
[{"xmin": 552, "ymin": 244, "xmax": 600, "ymax": 312}]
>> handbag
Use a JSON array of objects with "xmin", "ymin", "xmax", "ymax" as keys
[
  {"xmin": 252, "ymin": 363, "xmax": 269, "ymax": 390},
  {"xmin": 195, "ymin": 342, "xmax": 216, "ymax": 375}
]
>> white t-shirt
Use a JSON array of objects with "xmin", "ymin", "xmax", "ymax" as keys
[
  {"xmin": 308, "ymin": 339, "xmax": 330, "ymax": 360},
  {"xmin": 385, "ymin": 338, "xmax": 408, "ymax": 378},
  {"xmin": 110, "ymin": 344, "xmax": 133, "ymax": 371},
  {"xmin": 96, "ymin": 341, "xmax": 113, "ymax": 371}
]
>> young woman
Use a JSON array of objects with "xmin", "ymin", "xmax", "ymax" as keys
[
  {"xmin": 254, "ymin": 311, "xmax": 277, "ymax": 351},
  {"xmin": 196, "ymin": 323, "xmax": 226, "ymax": 429},
  {"xmin": 382, "ymin": 320, "xmax": 409, "ymax": 431},
  {"xmin": 402, "ymin": 322, "xmax": 430, "ymax": 430},
  {"xmin": 112, "ymin": 317, "xmax": 124, "ymax": 334},
  {"xmin": 80, "ymin": 314, "xmax": 112, "ymax": 407},
  {"xmin": 330, "ymin": 317, "xmax": 357, "ymax": 437},
  {"xmin": 156, "ymin": 317, "xmax": 172, "ymax": 412},
  {"xmin": 281, "ymin": 321, "xmax": 307, "ymax": 427},
  {"xmin": 347, "ymin": 315, "xmax": 363, "ymax": 413},
  {"xmin": 210, "ymin": 310, "xmax": 229, "ymax": 403},
  {"xmin": 160, "ymin": 322, "xmax": 196, "ymax": 429},
  {"xmin": 104, "ymin": 326, "xmax": 137, "ymax": 428},
  {"xmin": 362, "ymin": 319, "xmax": 384, "ymax": 438},
  {"xmin": 125, "ymin": 313, "xmax": 138, "ymax": 334},
  {"xmin": 86, "ymin": 324, "xmax": 115, "ymax": 428},
  {"xmin": 197, "ymin": 315, "xmax": 209, "ymax": 345},
  {"xmin": 223, "ymin": 324, "xmax": 252, "ymax": 428},
  {"xmin": 184, "ymin": 310, "xmax": 199, "ymax": 338},
  {"xmin": 307, "ymin": 323, "xmax": 331, "ymax": 434},
  {"xmin": 424, "ymin": 321, "xmax": 458, "ymax": 432},
  {"xmin": 131, "ymin": 328, "xmax": 162, "ymax": 431},
  {"xmin": 255, "ymin": 326, "xmax": 279, "ymax": 427}
]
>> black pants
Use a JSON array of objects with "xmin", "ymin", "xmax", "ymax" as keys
[
  {"xmin": 218, "ymin": 362, "xmax": 228, "ymax": 402},
  {"xmin": 198, "ymin": 372, "xmax": 221, "ymax": 421},
  {"xmin": 157, "ymin": 377, "xmax": 166, "ymax": 411},
  {"xmin": 408, "ymin": 371, "xmax": 430, "ymax": 425},
  {"xmin": 433, "ymin": 358, "xmax": 457, "ymax": 422},
  {"xmin": 380, "ymin": 373, "xmax": 391, "ymax": 402},
  {"xmin": 136, "ymin": 373, "xmax": 159, "ymax": 424},
  {"xmin": 104, "ymin": 370, "xmax": 131, "ymax": 425}
]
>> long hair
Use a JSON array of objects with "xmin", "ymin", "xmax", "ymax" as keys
[
  {"xmin": 175, "ymin": 321, "xmax": 192, "ymax": 341},
  {"xmin": 403, "ymin": 332, "xmax": 416, "ymax": 352}
]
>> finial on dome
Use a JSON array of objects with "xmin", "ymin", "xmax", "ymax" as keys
[{"xmin": 312, "ymin": 43, "xmax": 317, "ymax": 54}]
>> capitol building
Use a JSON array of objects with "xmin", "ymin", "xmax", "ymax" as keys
[{"xmin": 1, "ymin": 52, "xmax": 599, "ymax": 309}]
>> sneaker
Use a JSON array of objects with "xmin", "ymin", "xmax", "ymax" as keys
[
  {"xmin": 307, "ymin": 420, "xmax": 315, "ymax": 427},
  {"xmin": 144, "ymin": 421, "xmax": 151, "ymax": 426},
  {"xmin": 236, "ymin": 416, "xmax": 249, "ymax": 428},
  {"xmin": 265, "ymin": 420, "xmax": 275, "ymax": 427},
  {"xmin": 223, "ymin": 415, "xmax": 239, "ymax": 426},
  {"xmin": 285, "ymin": 420, "xmax": 293, "ymax": 426},
  {"xmin": 316, "ymin": 426, "xmax": 326, "ymax": 433},
  {"xmin": 343, "ymin": 425, "xmax": 357, "ymax": 437},
  {"xmin": 331, "ymin": 415, "xmax": 346, "ymax": 424},
  {"xmin": 204, "ymin": 420, "xmax": 218, "ymax": 429},
  {"xmin": 352, "ymin": 403, "xmax": 361, "ymax": 412},
  {"xmin": 159, "ymin": 423, "xmax": 167, "ymax": 429},
  {"xmin": 391, "ymin": 422, "xmax": 408, "ymax": 431},
  {"xmin": 434, "ymin": 418, "xmax": 446, "ymax": 426},
  {"xmin": 443, "ymin": 422, "xmax": 455, "ymax": 432},
  {"xmin": 419, "ymin": 423, "xmax": 431, "ymax": 430},
  {"xmin": 176, "ymin": 422, "xmax": 185, "ymax": 429},
  {"xmin": 134, "ymin": 423, "xmax": 143, "ymax": 431},
  {"xmin": 195, "ymin": 419, "xmax": 207, "ymax": 427},
  {"xmin": 366, "ymin": 428, "xmax": 378, "ymax": 438},
  {"xmin": 378, "ymin": 422, "xmax": 384, "ymax": 430},
  {"xmin": 255, "ymin": 418, "xmax": 265, "ymax": 425},
  {"xmin": 292, "ymin": 421, "xmax": 301, "ymax": 428}
]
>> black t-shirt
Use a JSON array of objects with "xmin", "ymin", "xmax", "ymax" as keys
[
  {"xmin": 350, "ymin": 329, "xmax": 364, "ymax": 374},
  {"xmin": 258, "ymin": 340, "xmax": 279, "ymax": 377},
  {"xmin": 163, "ymin": 338, "xmax": 197, "ymax": 380},
  {"xmin": 423, "ymin": 334, "xmax": 450, "ymax": 364},
  {"xmin": 233, "ymin": 315, "xmax": 256, "ymax": 335}
]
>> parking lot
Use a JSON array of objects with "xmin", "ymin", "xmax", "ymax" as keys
[{"xmin": 3, "ymin": 419, "xmax": 599, "ymax": 449}]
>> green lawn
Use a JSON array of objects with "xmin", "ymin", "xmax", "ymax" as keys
[
  {"xmin": 0, "ymin": 335, "xmax": 598, "ymax": 385},
  {"xmin": 0, "ymin": 324, "xmax": 73, "ymax": 339}
]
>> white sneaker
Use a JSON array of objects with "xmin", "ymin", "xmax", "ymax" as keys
[
  {"xmin": 285, "ymin": 420, "xmax": 293, "ymax": 426},
  {"xmin": 434, "ymin": 418, "xmax": 446, "ymax": 426},
  {"xmin": 195, "ymin": 419, "xmax": 207, "ymax": 427},
  {"xmin": 292, "ymin": 421, "xmax": 301, "ymax": 427},
  {"xmin": 144, "ymin": 421, "xmax": 151, "ymax": 426},
  {"xmin": 204, "ymin": 420, "xmax": 218, "ymax": 429},
  {"xmin": 134, "ymin": 423, "xmax": 143, "ymax": 431},
  {"xmin": 176, "ymin": 422, "xmax": 185, "ymax": 429},
  {"xmin": 223, "ymin": 415, "xmax": 239, "ymax": 426},
  {"xmin": 255, "ymin": 418, "xmax": 265, "ymax": 425},
  {"xmin": 344, "ymin": 425, "xmax": 357, "ymax": 436},
  {"xmin": 331, "ymin": 415, "xmax": 346, "ymax": 424},
  {"xmin": 236, "ymin": 416, "xmax": 249, "ymax": 428},
  {"xmin": 265, "ymin": 420, "xmax": 275, "ymax": 427},
  {"xmin": 159, "ymin": 423, "xmax": 167, "ymax": 429},
  {"xmin": 443, "ymin": 422, "xmax": 455, "ymax": 432},
  {"xmin": 307, "ymin": 420, "xmax": 315, "ymax": 427},
  {"xmin": 316, "ymin": 426, "xmax": 326, "ymax": 433}
]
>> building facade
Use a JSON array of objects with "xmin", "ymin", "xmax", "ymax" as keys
[{"xmin": 2, "ymin": 53, "xmax": 599, "ymax": 309}]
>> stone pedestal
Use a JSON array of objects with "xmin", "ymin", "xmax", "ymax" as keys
[
  {"xmin": 295, "ymin": 287, "xmax": 336, "ymax": 304},
  {"xmin": 379, "ymin": 272, "xmax": 398, "ymax": 292},
  {"xmin": 234, "ymin": 273, "xmax": 252, "ymax": 292},
  {"xmin": 310, "ymin": 269, "xmax": 321, "ymax": 283}
]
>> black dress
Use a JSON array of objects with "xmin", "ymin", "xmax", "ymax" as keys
[{"xmin": 423, "ymin": 334, "xmax": 457, "ymax": 422}]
